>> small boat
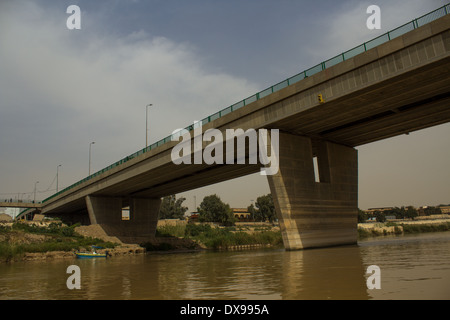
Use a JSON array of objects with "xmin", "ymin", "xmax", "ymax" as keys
[
  {"xmin": 75, "ymin": 246, "xmax": 108, "ymax": 259},
  {"xmin": 75, "ymin": 252, "xmax": 107, "ymax": 258}
]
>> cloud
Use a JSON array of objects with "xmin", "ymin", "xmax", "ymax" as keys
[
  {"xmin": 0, "ymin": 1, "xmax": 259, "ymax": 197},
  {"xmin": 304, "ymin": 0, "xmax": 445, "ymax": 63}
]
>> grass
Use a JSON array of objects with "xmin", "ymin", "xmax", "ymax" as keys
[
  {"xmin": 155, "ymin": 224, "xmax": 186, "ymax": 238},
  {"xmin": 0, "ymin": 222, "xmax": 117, "ymax": 262}
]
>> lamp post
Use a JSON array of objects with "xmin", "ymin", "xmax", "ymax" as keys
[
  {"xmin": 33, "ymin": 181, "xmax": 39, "ymax": 203},
  {"xmin": 56, "ymin": 164, "xmax": 62, "ymax": 192},
  {"xmin": 146, "ymin": 104, "xmax": 153, "ymax": 148},
  {"xmin": 89, "ymin": 142, "xmax": 95, "ymax": 175}
]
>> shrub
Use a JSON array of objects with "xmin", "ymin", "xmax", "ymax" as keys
[
  {"xmin": 185, "ymin": 223, "xmax": 212, "ymax": 237},
  {"xmin": 156, "ymin": 224, "xmax": 186, "ymax": 238}
]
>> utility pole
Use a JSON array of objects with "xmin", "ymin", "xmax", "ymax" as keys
[
  {"xmin": 56, "ymin": 164, "xmax": 62, "ymax": 192},
  {"xmin": 89, "ymin": 142, "xmax": 95, "ymax": 175},
  {"xmin": 33, "ymin": 181, "xmax": 39, "ymax": 203}
]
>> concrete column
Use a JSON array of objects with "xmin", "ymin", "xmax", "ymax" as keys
[
  {"xmin": 128, "ymin": 197, "xmax": 161, "ymax": 239},
  {"xmin": 85, "ymin": 196, "xmax": 161, "ymax": 243},
  {"xmin": 267, "ymin": 132, "xmax": 358, "ymax": 250},
  {"xmin": 85, "ymin": 196, "xmax": 123, "ymax": 236}
]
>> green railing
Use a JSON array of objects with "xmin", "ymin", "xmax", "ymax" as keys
[{"xmin": 42, "ymin": 4, "xmax": 450, "ymax": 204}]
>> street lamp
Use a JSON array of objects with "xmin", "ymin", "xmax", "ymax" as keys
[
  {"xmin": 146, "ymin": 104, "xmax": 153, "ymax": 148},
  {"xmin": 33, "ymin": 181, "xmax": 39, "ymax": 203},
  {"xmin": 56, "ymin": 164, "xmax": 62, "ymax": 192},
  {"xmin": 89, "ymin": 142, "xmax": 95, "ymax": 175}
]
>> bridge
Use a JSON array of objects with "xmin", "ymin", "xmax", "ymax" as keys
[
  {"xmin": 18, "ymin": 6, "xmax": 450, "ymax": 249},
  {"xmin": 0, "ymin": 201, "xmax": 42, "ymax": 209}
]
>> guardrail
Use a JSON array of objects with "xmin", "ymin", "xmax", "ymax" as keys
[{"xmin": 42, "ymin": 4, "xmax": 450, "ymax": 204}]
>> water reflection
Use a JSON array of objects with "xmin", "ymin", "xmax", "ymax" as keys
[
  {"xmin": 1, "ymin": 232, "xmax": 449, "ymax": 300},
  {"xmin": 280, "ymin": 246, "xmax": 370, "ymax": 299}
]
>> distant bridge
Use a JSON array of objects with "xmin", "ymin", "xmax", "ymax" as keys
[{"xmin": 0, "ymin": 201, "xmax": 42, "ymax": 209}]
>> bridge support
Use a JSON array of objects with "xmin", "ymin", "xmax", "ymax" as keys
[
  {"xmin": 267, "ymin": 132, "xmax": 358, "ymax": 250},
  {"xmin": 85, "ymin": 196, "xmax": 161, "ymax": 243}
]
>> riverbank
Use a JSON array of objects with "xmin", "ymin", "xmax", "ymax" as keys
[
  {"xmin": 2, "ymin": 219, "xmax": 450, "ymax": 262},
  {"xmin": 0, "ymin": 221, "xmax": 283, "ymax": 262},
  {"xmin": 144, "ymin": 219, "xmax": 450, "ymax": 251},
  {"xmin": 357, "ymin": 219, "xmax": 450, "ymax": 237},
  {"xmin": 0, "ymin": 221, "xmax": 145, "ymax": 263}
]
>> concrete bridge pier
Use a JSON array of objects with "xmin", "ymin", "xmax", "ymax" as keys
[
  {"xmin": 267, "ymin": 132, "xmax": 358, "ymax": 250},
  {"xmin": 85, "ymin": 196, "xmax": 161, "ymax": 243}
]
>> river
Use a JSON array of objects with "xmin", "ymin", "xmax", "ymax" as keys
[{"xmin": 1, "ymin": 232, "xmax": 449, "ymax": 300}]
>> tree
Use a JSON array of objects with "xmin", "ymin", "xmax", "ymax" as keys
[
  {"xmin": 254, "ymin": 194, "xmax": 276, "ymax": 222},
  {"xmin": 358, "ymin": 208, "xmax": 367, "ymax": 223},
  {"xmin": 374, "ymin": 210, "xmax": 386, "ymax": 223},
  {"xmin": 247, "ymin": 204, "xmax": 257, "ymax": 221},
  {"xmin": 424, "ymin": 206, "xmax": 441, "ymax": 215},
  {"xmin": 159, "ymin": 195, "xmax": 188, "ymax": 220},
  {"xmin": 405, "ymin": 206, "xmax": 418, "ymax": 220},
  {"xmin": 198, "ymin": 194, "xmax": 234, "ymax": 226}
]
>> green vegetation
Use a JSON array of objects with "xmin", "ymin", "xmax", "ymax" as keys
[
  {"xmin": 357, "ymin": 221, "xmax": 450, "ymax": 239},
  {"xmin": 247, "ymin": 194, "xmax": 277, "ymax": 223},
  {"xmin": 359, "ymin": 206, "xmax": 420, "ymax": 223},
  {"xmin": 401, "ymin": 222, "xmax": 450, "ymax": 234},
  {"xmin": 185, "ymin": 224, "xmax": 283, "ymax": 249},
  {"xmin": 156, "ymin": 224, "xmax": 186, "ymax": 238},
  {"xmin": 198, "ymin": 194, "xmax": 235, "ymax": 226},
  {"xmin": 150, "ymin": 223, "xmax": 283, "ymax": 250},
  {"xmin": 358, "ymin": 209, "xmax": 368, "ymax": 223},
  {"xmin": 0, "ymin": 222, "xmax": 117, "ymax": 262},
  {"xmin": 159, "ymin": 195, "xmax": 189, "ymax": 220}
]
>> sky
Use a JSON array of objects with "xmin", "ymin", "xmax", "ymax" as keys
[{"xmin": 0, "ymin": 0, "xmax": 449, "ymax": 214}]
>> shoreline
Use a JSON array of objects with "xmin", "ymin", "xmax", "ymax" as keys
[
  {"xmin": 357, "ymin": 219, "xmax": 450, "ymax": 238},
  {"xmin": 1, "ymin": 219, "xmax": 450, "ymax": 263}
]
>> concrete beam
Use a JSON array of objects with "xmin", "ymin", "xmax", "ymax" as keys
[{"xmin": 267, "ymin": 132, "xmax": 358, "ymax": 250}]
